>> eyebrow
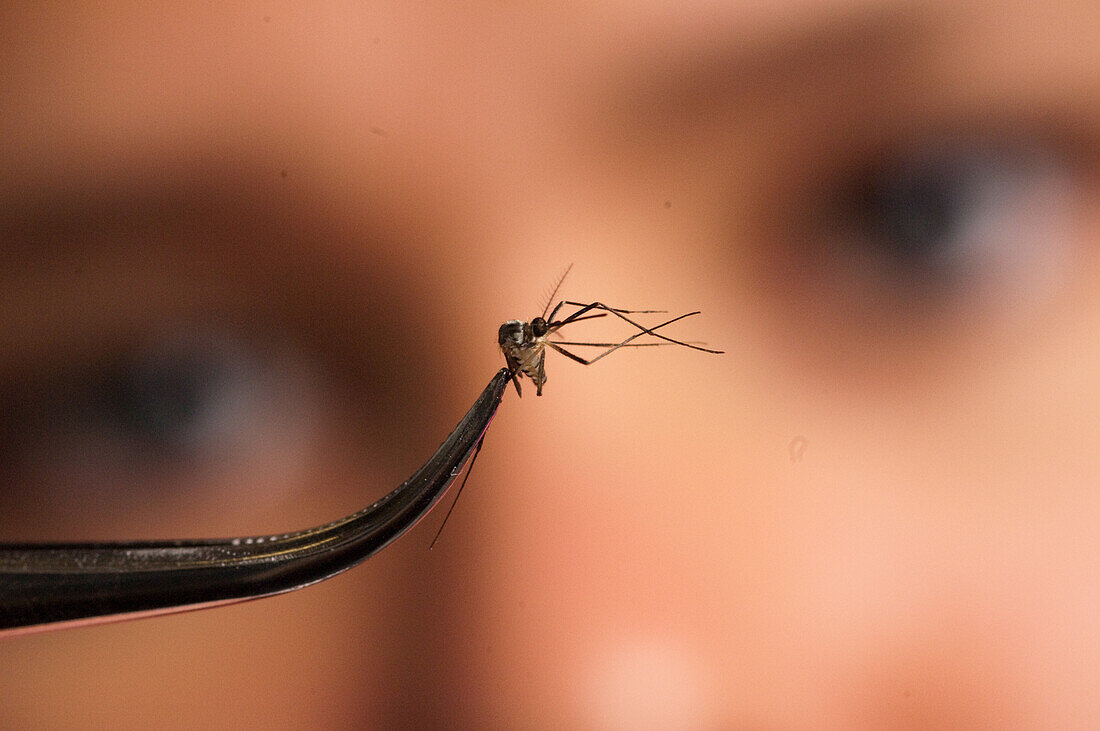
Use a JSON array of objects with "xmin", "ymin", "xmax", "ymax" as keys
[
  {"xmin": 608, "ymin": 6, "xmax": 941, "ymax": 123},
  {"xmin": 0, "ymin": 165, "xmax": 306, "ymax": 260}
]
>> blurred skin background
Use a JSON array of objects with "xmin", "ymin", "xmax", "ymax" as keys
[{"xmin": 2, "ymin": 1, "xmax": 1099, "ymax": 727}]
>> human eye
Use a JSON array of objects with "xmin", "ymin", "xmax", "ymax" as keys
[
  {"xmin": 606, "ymin": 13, "xmax": 1099, "ymax": 381},
  {"xmin": 764, "ymin": 126, "xmax": 1089, "ymax": 344},
  {"xmin": 0, "ymin": 319, "xmax": 324, "ymax": 539},
  {"xmin": 0, "ymin": 174, "xmax": 441, "ymax": 541}
]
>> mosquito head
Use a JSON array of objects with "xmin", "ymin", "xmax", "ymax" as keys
[
  {"xmin": 498, "ymin": 320, "xmax": 525, "ymax": 348},
  {"xmin": 530, "ymin": 317, "xmax": 549, "ymax": 338}
]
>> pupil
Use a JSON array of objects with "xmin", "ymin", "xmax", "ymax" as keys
[
  {"xmin": 865, "ymin": 163, "xmax": 962, "ymax": 263},
  {"xmin": 844, "ymin": 146, "xmax": 1021, "ymax": 275},
  {"xmin": 95, "ymin": 346, "xmax": 229, "ymax": 454}
]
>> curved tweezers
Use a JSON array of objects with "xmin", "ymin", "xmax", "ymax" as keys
[{"xmin": 0, "ymin": 368, "xmax": 511, "ymax": 638}]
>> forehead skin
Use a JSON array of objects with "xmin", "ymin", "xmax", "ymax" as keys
[{"xmin": 2, "ymin": 1, "xmax": 1100, "ymax": 728}]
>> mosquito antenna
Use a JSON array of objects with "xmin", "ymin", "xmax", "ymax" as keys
[
  {"xmin": 539, "ymin": 262, "xmax": 574, "ymax": 319},
  {"xmin": 429, "ymin": 434, "xmax": 487, "ymax": 549}
]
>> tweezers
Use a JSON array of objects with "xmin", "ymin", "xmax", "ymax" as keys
[{"xmin": 0, "ymin": 368, "xmax": 511, "ymax": 638}]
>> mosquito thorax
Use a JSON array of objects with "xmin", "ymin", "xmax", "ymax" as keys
[
  {"xmin": 498, "ymin": 320, "xmax": 525, "ymax": 347},
  {"xmin": 530, "ymin": 317, "xmax": 549, "ymax": 337}
]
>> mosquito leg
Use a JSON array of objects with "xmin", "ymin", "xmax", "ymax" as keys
[
  {"xmin": 545, "ymin": 341, "xmax": 591, "ymax": 365},
  {"xmin": 555, "ymin": 301, "xmax": 665, "ymax": 328},
  {"xmin": 550, "ymin": 341, "xmax": 667, "ymax": 348},
  {"xmin": 546, "ymin": 339, "xmax": 655, "ymax": 366},
  {"xmin": 547, "ymin": 301, "xmax": 609, "ymax": 326},
  {"xmin": 555, "ymin": 312, "xmax": 606, "ymax": 325},
  {"xmin": 562, "ymin": 300, "xmax": 667, "ymax": 316},
  {"xmin": 551, "ymin": 304, "xmax": 698, "ymax": 354},
  {"xmin": 545, "ymin": 311, "xmax": 704, "ymax": 366},
  {"xmin": 562, "ymin": 301, "xmax": 723, "ymax": 354},
  {"xmin": 503, "ymin": 354, "xmax": 524, "ymax": 397},
  {"xmin": 552, "ymin": 301, "xmax": 610, "ymax": 327},
  {"xmin": 429, "ymin": 432, "xmax": 487, "ymax": 549},
  {"xmin": 535, "ymin": 350, "xmax": 546, "ymax": 396},
  {"xmin": 549, "ymin": 312, "xmax": 692, "ymax": 364}
]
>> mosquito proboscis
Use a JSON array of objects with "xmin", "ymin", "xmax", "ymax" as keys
[{"xmin": 429, "ymin": 264, "xmax": 723, "ymax": 548}]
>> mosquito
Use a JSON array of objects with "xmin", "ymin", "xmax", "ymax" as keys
[
  {"xmin": 429, "ymin": 265, "xmax": 722, "ymax": 547},
  {"xmin": 498, "ymin": 265, "xmax": 723, "ymax": 397}
]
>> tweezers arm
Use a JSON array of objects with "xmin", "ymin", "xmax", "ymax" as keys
[{"xmin": 0, "ymin": 369, "xmax": 511, "ymax": 637}]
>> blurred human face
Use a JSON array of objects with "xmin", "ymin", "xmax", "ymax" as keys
[{"xmin": 2, "ymin": 1, "xmax": 1099, "ymax": 728}]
